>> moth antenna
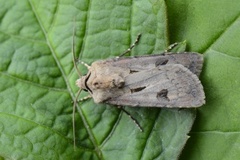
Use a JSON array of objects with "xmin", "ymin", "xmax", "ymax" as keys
[
  {"xmin": 119, "ymin": 34, "xmax": 142, "ymax": 57},
  {"xmin": 164, "ymin": 42, "xmax": 179, "ymax": 52},
  {"xmin": 72, "ymin": 18, "xmax": 82, "ymax": 77},
  {"xmin": 73, "ymin": 89, "xmax": 82, "ymax": 150},
  {"xmin": 72, "ymin": 17, "xmax": 85, "ymax": 151},
  {"xmin": 73, "ymin": 92, "xmax": 91, "ymax": 150},
  {"xmin": 119, "ymin": 106, "xmax": 143, "ymax": 132}
]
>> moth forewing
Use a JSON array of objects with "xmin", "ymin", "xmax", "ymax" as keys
[
  {"xmin": 80, "ymin": 52, "xmax": 205, "ymax": 107},
  {"xmin": 105, "ymin": 52, "xmax": 204, "ymax": 77},
  {"xmin": 105, "ymin": 63, "xmax": 205, "ymax": 107}
]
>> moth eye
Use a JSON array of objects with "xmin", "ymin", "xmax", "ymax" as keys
[
  {"xmin": 130, "ymin": 86, "xmax": 146, "ymax": 93},
  {"xmin": 83, "ymin": 89, "xmax": 88, "ymax": 92},
  {"xmin": 156, "ymin": 89, "xmax": 170, "ymax": 101},
  {"xmin": 155, "ymin": 59, "xmax": 169, "ymax": 66}
]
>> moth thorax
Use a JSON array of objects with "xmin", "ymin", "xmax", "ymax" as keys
[{"xmin": 92, "ymin": 75, "xmax": 125, "ymax": 89}]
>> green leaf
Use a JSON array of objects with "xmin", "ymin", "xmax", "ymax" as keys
[
  {"xmin": 166, "ymin": 0, "xmax": 240, "ymax": 159},
  {"xmin": 3, "ymin": 0, "xmax": 239, "ymax": 159}
]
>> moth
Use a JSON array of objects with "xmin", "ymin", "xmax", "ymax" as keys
[
  {"xmin": 74, "ymin": 37, "xmax": 205, "ymax": 108},
  {"xmin": 72, "ymin": 34, "xmax": 205, "ymax": 148}
]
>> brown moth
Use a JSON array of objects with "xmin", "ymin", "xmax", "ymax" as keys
[
  {"xmin": 75, "ymin": 42, "xmax": 205, "ymax": 108},
  {"xmin": 72, "ymin": 34, "xmax": 205, "ymax": 147}
]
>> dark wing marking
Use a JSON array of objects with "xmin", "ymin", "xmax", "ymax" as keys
[
  {"xmin": 156, "ymin": 89, "xmax": 170, "ymax": 101},
  {"xmin": 106, "ymin": 64, "xmax": 205, "ymax": 107}
]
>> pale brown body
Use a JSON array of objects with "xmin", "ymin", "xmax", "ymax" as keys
[{"xmin": 76, "ymin": 53, "xmax": 205, "ymax": 107}]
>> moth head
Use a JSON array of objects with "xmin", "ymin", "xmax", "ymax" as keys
[{"xmin": 76, "ymin": 75, "xmax": 88, "ymax": 91}]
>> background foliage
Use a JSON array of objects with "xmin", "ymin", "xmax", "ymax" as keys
[{"xmin": 0, "ymin": 0, "xmax": 240, "ymax": 159}]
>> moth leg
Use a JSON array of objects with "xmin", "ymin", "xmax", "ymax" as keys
[
  {"xmin": 77, "ymin": 95, "xmax": 92, "ymax": 102},
  {"xmin": 119, "ymin": 34, "xmax": 142, "ymax": 57},
  {"xmin": 118, "ymin": 106, "xmax": 143, "ymax": 132},
  {"xmin": 164, "ymin": 42, "xmax": 179, "ymax": 52},
  {"xmin": 75, "ymin": 59, "xmax": 91, "ymax": 70}
]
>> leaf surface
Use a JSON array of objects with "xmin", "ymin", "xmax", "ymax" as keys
[{"xmin": 1, "ymin": 0, "xmax": 232, "ymax": 159}]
